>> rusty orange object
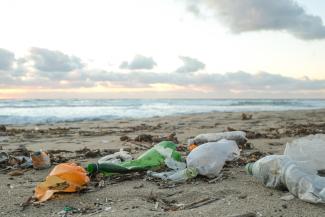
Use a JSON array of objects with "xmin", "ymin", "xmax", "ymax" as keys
[
  {"xmin": 188, "ymin": 144, "xmax": 198, "ymax": 152},
  {"xmin": 34, "ymin": 163, "xmax": 90, "ymax": 202}
]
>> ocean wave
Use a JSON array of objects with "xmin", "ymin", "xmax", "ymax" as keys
[{"xmin": 0, "ymin": 99, "xmax": 324, "ymax": 124}]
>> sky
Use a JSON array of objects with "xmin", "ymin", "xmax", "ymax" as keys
[{"xmin": 1, "ymin": 0, "xmax": 325, "ymax": 99}]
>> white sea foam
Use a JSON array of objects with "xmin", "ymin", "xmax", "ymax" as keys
[{"xmin": 0, "ymin": 99, "xmax": 324, "ymax": 124}]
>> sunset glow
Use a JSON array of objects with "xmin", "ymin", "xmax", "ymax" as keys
[{"xmin": 1, "ymin": 0, "xmax": 325, "ymax": 98}]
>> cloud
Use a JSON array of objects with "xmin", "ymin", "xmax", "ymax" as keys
[
  {"xmin": 29, "ymin": 47, "xmax": 84, "ymax": 75},
  {"xmin": 212, "ymin": 71, "xmax": 325, "ymax": 90},
  {"xmin": 119, "ymin": 55, "xmax": 157, "ymax": 70},
  {"xmin": 0, "ymin": 48, "xmax": 15, "ymax": 70},
  {"xmin": 176, "ymin": 56, "xmax": 205, "ymax": 73},
  {"xmin": 0, "ymin": 48, "xmax": 87, "ymax": 88},
  {"xmin": 1, "ymin": 48, "xmax": 325, "ymax": 98},
  {"xmin": 185, "ymin": 0, "xmax": 325, "ymax": 40},
  {"xmin": 82, "ymin": 70, "xmax": 325, "ymax": 92}
]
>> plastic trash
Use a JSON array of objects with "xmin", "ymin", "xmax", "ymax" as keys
[
  {"xmin": 31, "ymin": 151, "xmax": 51, "ymax": 169},
  {"xmin": 1, "ymin": 152, "xmax": 32, "ymax": 168},
  {"xmin": 188, "ymin": 131, "xmax": 247, "ymax": 146},
  {"xmin": 0, "ymin": 152, "xmax": 9, "ymax": 164},
  {"xmin": 246, "ymin": 155, "xmax": 325, "ymax": 204},
  {"xmin": 13, "ymin": 156, "xmax": 33, "ymax": 168},
  {"xmin": 34, "ymin": 163, "xmax": 90, "ymax": 202},
  {"xmin": 98, "ymin": 149, "xmax": 132, "ymax": 164},
  {"xmin": 164, "ymin": 157, "xmax": 186, "ymax": 171},
  {"xmin": 147, "ymin": 167, "xmax": 198, "ymax": 183},
  {"xmin": 87, "ymin": 141, "xmax": 184, "ymax": 175},
  {"xmin": 284, "ymin": 134, "xmax": 325, "ymax": 174},
  {"xmin": 187, "ymin": 139, "xmax": 240, "ymax": 178},
  {"xmin": 188, "ymin": 144, "xmax": 198, "ymax": 152}
]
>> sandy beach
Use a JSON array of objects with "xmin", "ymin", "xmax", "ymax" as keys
[{"xmin": 1, "ymin": 109, "xmax": 325, "ymax": 217}]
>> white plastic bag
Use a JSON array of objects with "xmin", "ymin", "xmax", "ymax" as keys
[
  {"xmin": 284, "ymin": 134, "xmax": 325, "ymax": 174},
  {"xmin": 98, "ymin": 149, "xmax": 132, "ymax": 164},
  {"xmin": 186, "ymin": 139, "xmax": 240, "ymax": 178}
]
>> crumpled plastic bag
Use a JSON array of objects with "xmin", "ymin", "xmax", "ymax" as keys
[
  {"xmin": 187, "ymin": 139, "xmax": 240, "ymax": 178},
  {"xmin": 34, "ymin": 163, "xmax": 89, "ymax": 202}
]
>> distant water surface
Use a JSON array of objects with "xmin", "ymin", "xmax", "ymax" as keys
[{"xmin": 0, "ymin": 99, "xmax": 324, "ymax": 124}]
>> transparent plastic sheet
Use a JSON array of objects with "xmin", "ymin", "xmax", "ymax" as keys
[
  {"xmin": 147, "ymin": 167, "xmax": 198, "ymax": 183},
  {"xmin": 284, "ymin": 134, "xmax": 325, "ymax": 174},
  {"xmin": 187, "ymin": 139, "xmax": 240, "ymax": 178}
]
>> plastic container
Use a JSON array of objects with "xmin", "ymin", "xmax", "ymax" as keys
[
  {"xmin": 246, "ymin": 155, "xmax": 325, "ymax": 204},
  {"xmin": 31, "ymin": 151, "xmax": 51, "ymax": 169},
  {"xmin": 284, "ymin": 134, "xmax": 325, "ymax": 174},
  {"xmin": 188, "ymin": 131, "xmax": 247, "ymax": 146},
  {"xmin": 147, "ymin": 167, "xmax": 198, "ymax": 182},
  {"xmin": 187, "ymin": 139, "xmax": 240, "ymax": 178},
  {"xmin": 35, "ymin": 163, "xmax": 90, "ymax": 202}
]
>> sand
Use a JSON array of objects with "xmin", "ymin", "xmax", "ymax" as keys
[{"xmin": 1, "ymin": 109, "xmax": 325, "ymax": 217}]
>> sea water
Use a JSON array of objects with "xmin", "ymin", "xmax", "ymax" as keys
[{"xmin": 0, "ymin": 99, "xmax": 324, "ymax": 124}]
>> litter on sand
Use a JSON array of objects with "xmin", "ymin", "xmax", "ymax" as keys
[
  {"xmin": 6, "ymin": 126, "xmax": 325, "ymax": 214},
  {"xmin": 34, "ymin": 163, "xmax": 90, "ymax": 202},
  {"xmin": 246, "ymin": 134, "xmax": 325, "ymax": 204}
]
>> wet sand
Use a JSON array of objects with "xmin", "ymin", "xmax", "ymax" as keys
[{"xmin": 1, "ymin": 109, "xmax": 325, "ymax": 217}]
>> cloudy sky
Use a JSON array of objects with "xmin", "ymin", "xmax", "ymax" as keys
[{"xmin": 1, "ymin": 0, "xmax": 325, "ymax": 99}]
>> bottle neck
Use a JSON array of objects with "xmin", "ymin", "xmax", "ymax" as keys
[{"xmin": 245, "ymin": 163, "xmax": 254, "ymax": 175}]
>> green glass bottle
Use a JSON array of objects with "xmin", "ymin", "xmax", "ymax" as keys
[{"xmin": 87, "ymin": 141, "xmax": 184, "ymax": 175}]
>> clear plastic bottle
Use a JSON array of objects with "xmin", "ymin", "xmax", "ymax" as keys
[
  {"xmin": 188, "ymin": 131, "xmax": 247, "ymax": 146},
  {"xmin": 246, "ymin": 155, "xmax": 325, "ymax": 203}
]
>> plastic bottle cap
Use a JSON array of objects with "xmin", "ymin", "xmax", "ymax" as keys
[
  {"xmin": 245, "ymin": 163, "xmax": 254, "ymax": 175},
  {"xmin": 186, "ymin": 167, "xmax": 198, "ymax": 178}
]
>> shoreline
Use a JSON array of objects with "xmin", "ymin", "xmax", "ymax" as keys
[{"xmin": 4, "ymin": 107, "xmax": 325, "ymax": 127}]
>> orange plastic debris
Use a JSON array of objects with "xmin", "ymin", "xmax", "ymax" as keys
[
  {"xmin": 31, "ymin": 151, "xmax": 51, "ymax": 169},
  {"xmin": 188, "ymin": 144, "xmax": 198, "ymax": 152},
  {"xmin": 34, "ymin": 163, "xmax": 90, "ymax": 202}
]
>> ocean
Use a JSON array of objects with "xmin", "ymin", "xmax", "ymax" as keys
[{"xmin": 0, "ymin": 99, "xmax": 325, "ymax": 124}]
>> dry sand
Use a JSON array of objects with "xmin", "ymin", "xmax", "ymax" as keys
[{"xmin": 1, "ymin": 109, "xmax": 325, "ymax": 217}]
